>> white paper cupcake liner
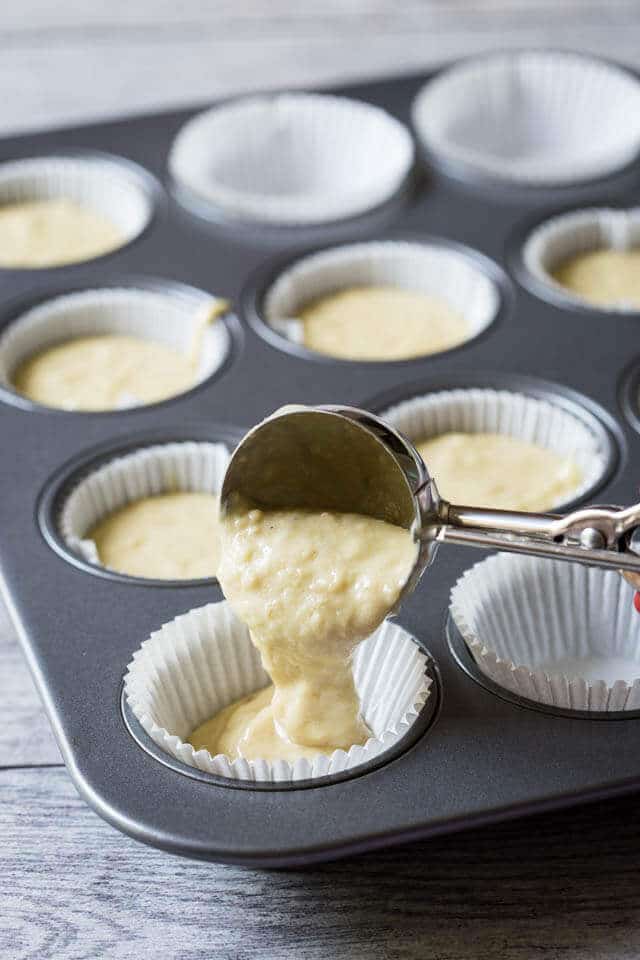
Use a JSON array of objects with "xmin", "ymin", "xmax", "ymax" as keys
[
  {"xmin": 412, "ymin": 51, "xmax": 640, "ymax": 185},
  {"xmin": 523, "ymin": 206, "xmax": 640, "ymax": 310},
  {"xmin": 124, "ymin": 601, "xmax": 432, "ymax": 783},
  {"xmin": 169, "ymin": 93, "xmax": 414, "ymax": 225},
  {"xmin": 381, "ymin": 387, "xmax": 610, "ymax": 510},
  {"xmin": 450, "ymin": 554, "xmax": 640, "ymax": 712},
  {"xmin": 263, "ymin": 240, "xmax": 499, "ymax": 351},
  {"xmin": 0, "ymin": 154, "xmax": 153, "ymax": 262},
  {"xmin": 0, "ymin": 286, "xmax": 230, "ymax": 409},
  {"xmin": 59, "ymin": 440, "xmax": 230, "ymax": 571}
]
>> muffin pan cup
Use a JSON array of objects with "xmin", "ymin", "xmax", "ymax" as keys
[
  {"xmin": 412, "ymin": 51, "xmax": 640, "ymax": 186},
  {"xmin": 58, "ymin": 439, "xmax": 231, "ymax": 579},
  {"xmin": 124, "ymin": 602, "xmax": 432, "ymax": 785},
  {"xmin": 0, "ymin": 282, "xmax": 232, "ymax": 412},
  {"xmin": 168, "ymin": 92, "xmax": 415, "ymax": 227},
  {"xmin": 4, "ymin": 67, "xmax": 640, "ymax": 867},
  {"xmin": 450, "ymin": 555, "xmax": 640, "ymax": 713},
  {"xmin": 0, "ymin": 151, "xmax": 158, "ymax": 269}
]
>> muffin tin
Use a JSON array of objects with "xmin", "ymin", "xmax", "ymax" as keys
[{"xmin": 4, "ymin": 63, "xmax": 640, "ymax": 866}]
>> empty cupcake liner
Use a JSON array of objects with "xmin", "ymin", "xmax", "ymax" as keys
[
  {"xmin": 0, "ymin": 286, "xmax": 230, "ymax": 409},
  {"xmin": 381, "ymin": 387, "xmax": 610, "ymax": 509},
  {"xmin": 169, "ymin": 92, "xmax": 414, "ymax": 225},
  {"xmin": 59, "ymin": 440, "xmax": 230, "ymax": 571},
  {"xmin": 412, "ymin": 51, "xmax": 640, "ymax": 185},
  {"xmin": 0, "ymin": 154, "xmax": 154, "ymax": 262},
  {"xmin": 523, "ymin": 206, "xmax": 640, "ymax": 310},
  {"xmin": 450, "ymin": 554, "xmax": 640, "ymax": 712},
  {"xmin": 263, "ymin": 240, "xmax": 499, "ymax": 351},
  {"xmin": 124, "ymin": 601, "xmax": 432, "ymax": 783}
]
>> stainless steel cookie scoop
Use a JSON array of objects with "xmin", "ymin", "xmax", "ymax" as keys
[{"xmin": 220, "ymin": 404, "xmax": 640, "ymax": 605}]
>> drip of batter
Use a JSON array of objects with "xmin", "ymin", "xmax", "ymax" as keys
[
  {"xmin": 298, "ymin": 285, "xmax": 468, "ymax": 360},
  {"xmin": 189, "ymin": 502, "xmax": 417, "ymax": 761},
  {"xmin": 415, "ymin": 433, "xmax": 583, "ymax": 511},
  {"xmin": 11, "ymin": 298, "xmax": 228, "ymax": 411},
  {"xmin": 0, "ymin": 198, "xmax": 123, "ymax": 268},
  {"xmin": 89, "ymin": 492, "xmax": 220, "ymax": 580},
  {"xmin": 551, "ymin": 248, "xmax": 640, "ymax": 308}
]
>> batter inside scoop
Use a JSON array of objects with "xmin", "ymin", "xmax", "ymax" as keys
[
  {"xmin": 189, "ymin": 501, "xmax": 417, "ymax": 761},
  {"xmin": 415, "ymin": 432, "xmax": 583, "ymax": 511},
  {"xmin": 551, "ymin": 248, "xmax": 640, "ymax": 309},
  {"xmin": 297, "ymin": 285, "xmax": 468, "ymax": 360},
  {"xmin": 0, "ymin": 198, "xmax": 123, "ymax": 268}
]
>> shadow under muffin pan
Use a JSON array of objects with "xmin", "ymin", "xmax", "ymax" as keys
[
  {"xmin": 6, "ymin": 65, "xmax": 640, "ymax": 867},
  {"xmin": 0, "ymin": 277, "xmax": 239, "ymax": 414},
  {"xmin": 245, "ymin": 235, "xmax": 508, "ymax": 363},
  {"xmin": 0, "ymin": 151, "xmax": 161, "ymax": 271}
]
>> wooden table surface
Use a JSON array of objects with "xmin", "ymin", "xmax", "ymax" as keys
[{"xmin": 4, "ymin": 3, "xmax": 640, "ymax": 958}]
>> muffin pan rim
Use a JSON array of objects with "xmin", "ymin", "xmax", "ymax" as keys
[
  {"xmin": 0, "ymin": 274, "xmax": 243, "ymax": 416},
  {"xmin": 619, "ymin": 358, "xmax": 640, "ymax": 435},
  {"xmin": 242, "ymin": 231, "xmax": 513, "ymax": 366}
]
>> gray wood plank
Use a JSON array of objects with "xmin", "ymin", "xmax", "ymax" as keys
[
  {"xmin": 0, "ymin": 598, "xmax": 60, "ymax": 767},
  {"xmin": 2, "ymin": 766, "xmax": 640, "ymax": 960},
  {"xmin": 1, "ymin": 1, "xmax": 640, "ymax": 134}
]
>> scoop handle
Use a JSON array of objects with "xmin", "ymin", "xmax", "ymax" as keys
[{"xmin": 422, "ymin": 500, "xmax": 640, "ymax": 573}]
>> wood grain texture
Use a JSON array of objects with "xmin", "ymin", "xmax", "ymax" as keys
[
  {"xmin": 3, "ymin": 766, "xmax": 640, "ymax": 960},
  {"xmin": 2, "ymin": 0, "xmax": 640, "ymax": 135},
  {"xmin": 0, "ymin": 598, "xmax": 60, "ymax": 768}
]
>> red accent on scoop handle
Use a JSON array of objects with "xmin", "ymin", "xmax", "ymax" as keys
[{"xmin": 634, "ymin": 592, "xmax": 640, "ymax": 614}]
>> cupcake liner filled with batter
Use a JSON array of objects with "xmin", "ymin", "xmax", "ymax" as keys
[
  {"xmin": 0, "ymin": 154, "xmax": 154, "ymax": 268},
  {"xmin": 0, "ymin": 285, "xmax": 230, "ymax": 412},
  {"xmin": 523, "ymin": 206, "xmax": 640, "ymax": 311},
  {"xmin": 412, "ymin": 51, "xmax": 640, "ymax": 185},
  {"xmin": 450, "ymin": 555, "xmax": 640, "ymax": 712},
  {"xmin": 380, "ymin": 387, "xmax": 608, "ymax": 511},
  {"xmin": 124, "ymin": 601, "xmax": 432, "ymax": 783},
  {"xmin": 262, "ymin": 240, "xmax": 499, "ymax": 361},
  {"xmin": 168, "ymin": 92, "xmax": 414, "ymax": 225},
  {"xmin": 59, "ymin": 440, "xmax": 230, "ymax": 581}
]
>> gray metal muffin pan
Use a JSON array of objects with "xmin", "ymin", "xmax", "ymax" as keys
[{"xmin": 3, "ymin": 68, "xmax": 640, "ymax": 867}]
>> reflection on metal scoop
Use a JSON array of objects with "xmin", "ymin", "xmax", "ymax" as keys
[{"xmin": 220, "ymin": 404, "xmax": 640, "ymax": 607}]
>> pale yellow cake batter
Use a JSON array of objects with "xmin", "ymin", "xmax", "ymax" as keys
[
  {"xmin": 89, "ymin": 492, "xmax": 220, "ymax": 580},
  {"xmin": 0, "ymin": 198, "xmax": 123, "ymax": 268},
  {"xmin": 12, "ymin": 334, "xmax": 199, "ymax": 411},
  {"xmin": 416, "ymin": 432, "xmax": 583, "ymax": 511},
  {"xmin": 298, "ymin": 286, "xmax": 469, "ymax": 360},
  {"xmin": 551, "ymin": 248, "xmax": 640, "ymax": 308},
  {"xmin": 190, "ymin": 503, "xmax": 417, "ymax": 762},
  {"xmin": 12, "ymin": 298, "xmax": 227, "ymax": 411}
]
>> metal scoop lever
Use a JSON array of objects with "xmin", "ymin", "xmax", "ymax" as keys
[{"xmin": 426, "ymin": 496, "xmax": 640, "ymax": 574}]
